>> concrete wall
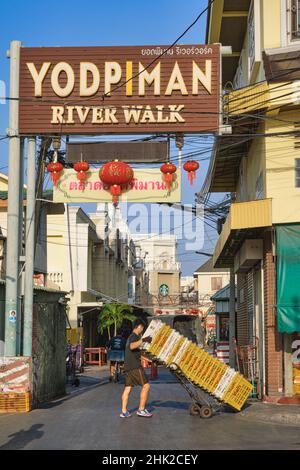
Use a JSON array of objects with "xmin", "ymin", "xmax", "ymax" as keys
[
  {"xmin": 0, "ymin": 284, "xmax": 67, "ymax": 404},
  {"xmin": 196, "ymin": 271, "xmax": 230, "ymax": 300},
  {"xmin": 236, "ymin": 123, "xmax": 266, "ymax": 203},
  {"xmin": 262, "ymin": 0, "xmax": 281, "ymax": 50},
  {"xmin": 32, "ymin": 289, "xmax": 67, "ymax": 405},
  {"xmin": 265, "ymin": 110, "xmax": 300, "ymax": 223},
  {"xmin": 149, "ymin": 271, "xmax": 180, "ymax": 297},
  {"xmin": 0, "ymin": 281, "xmax": 5, "ymax": 355}
]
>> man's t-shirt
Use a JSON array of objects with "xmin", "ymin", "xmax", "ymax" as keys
[
  {"xmin": 124, "ymin": 332, "xmax": 142, "ymax": 371},
  {"xmin": 107, "ymin": 335, "xmax": 126, "ymax": 351}
]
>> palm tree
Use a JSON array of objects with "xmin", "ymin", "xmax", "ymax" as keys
[{"xmin": 97, "ymin": 303, "xmax": 136, "ymax": 339}]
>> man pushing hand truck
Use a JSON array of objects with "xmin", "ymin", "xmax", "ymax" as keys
[{"xmin": 120, "ymin": 319, "xmax": 152, "ymax": 418}]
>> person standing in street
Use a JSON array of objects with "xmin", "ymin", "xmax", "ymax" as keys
[
  {"xmin": 120, "ymin": 318, "xmax": 152, "ymax": 418},
  {"xmin": 106, "ymin": 330, "xmax": 126, "ymax": 382}
]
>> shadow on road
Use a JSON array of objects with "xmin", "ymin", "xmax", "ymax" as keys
[
  {"xmin": 36, "ymin": 377, "xmax": 110, "ymax": 409},
  {"xmin": 149, "ymin": 399, "xmax": 189, "ymax": 410},
  {"xmin": 0, "ymin": 424, "xmax": 44, "ymax": 450}
]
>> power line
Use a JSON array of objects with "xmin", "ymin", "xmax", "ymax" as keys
[{"xmin": 100, "ymin": 0, "xmax": 215, "ymax": 100}]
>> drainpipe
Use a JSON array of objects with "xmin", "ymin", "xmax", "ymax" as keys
[
  {"xmin": 229, "ymin": 267, "xmax": 236, "ymax": 368},
  {"xmin": 260, "ymin": 259, "xmax": 266, "ymax": 398}
]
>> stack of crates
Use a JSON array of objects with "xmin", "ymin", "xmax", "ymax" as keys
[
  {"xmin": 0, "ymin": 392, "xmax": 31, "ymax": 413},
  {"xmin": 142, "ymin": 320, "xmax": 253, "ymax": 411}
]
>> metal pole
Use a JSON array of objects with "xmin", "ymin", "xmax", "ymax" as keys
[
  {"xmin": 229, "ymin": 267, "xmax": 236, "ymax": 368},
  {"xmin": 23, "ymin": 137, "xmax": 36, "ymax": 356},
  {"xmin": 4, "ymin": 40, "xmax": 21, "ymax": 356},
  {"xmin": 16, "ymin": 138, "xmax": 25, "ymax": 355}
]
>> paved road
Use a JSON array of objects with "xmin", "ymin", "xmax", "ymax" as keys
[{"xmin": 0, "ymin": 369, "xmax": 299, "ymax": 450}]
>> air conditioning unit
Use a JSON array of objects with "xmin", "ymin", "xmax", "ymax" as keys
[{"xmin": 234, "ymin": 239, "xmax": 263, "ymax": 273}]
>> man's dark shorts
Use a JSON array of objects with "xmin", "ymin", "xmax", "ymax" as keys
[
  {"xmin": 107, "ymin": 350, "xmax": 125, "ymax": 362},
  {"xmin": 124, "ymin": 367, "xmax": 149, "ymax": 387}
]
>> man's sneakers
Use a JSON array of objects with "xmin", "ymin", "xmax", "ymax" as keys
[
  {"xmin": 120, "ymin": 409, "xmax": 153, "ymax": 418},
  {"xmin": 136, "ymin": 409, "xmax": 153, "ymax": 418}
]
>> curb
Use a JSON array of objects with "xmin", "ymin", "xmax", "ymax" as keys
[{"xmin": 237, "ymin": 410, "xmax": 300, "ymax": 427}]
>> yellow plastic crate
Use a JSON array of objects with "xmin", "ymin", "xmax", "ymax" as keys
[
  {"xmin": 181, "ymin": 344, "xmax": 198, "ymax": 375},
  {"xmin": 0, "ymin": 392, "xmax": 31, "ymax": 413},
  {"xmin": 222, "ymin": 375, "xmax": 253, "ymax": 411},
  {"xmin": 177, "ymin": 342, "xmax": 194, "ymax": 369},
  {"xmin": 149, "ymin": 324, "xmax": 170, "ymax": 356},
  {"xmin": 142, "ymin": 319, "xmax": 253, "ymax": 411},
  {"xmin": 195, "ymin": 354, "xmax": 216, "ymax": 391},
  {"xmin": 166, "ymin": 337, "xmax": 185, "ymax": 365},
  {"xmin": 192, "ymin": 351, "xmax": 212, "ymax": 387}
]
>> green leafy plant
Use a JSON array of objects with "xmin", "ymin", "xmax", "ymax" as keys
[{"xmin": 97, "ymin": 303, "xmax": 136, "ymax": 339}]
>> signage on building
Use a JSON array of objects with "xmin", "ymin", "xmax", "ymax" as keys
[
  {"xmin": 19, "ymin": 44, "xmax": 220, "ymax": 135},
  {"xmin": 53, "ymin": 168, "xmax": 181, "ymax": 203},
  {"xmin": 159, "ymin": 284, "xmax": 169, "ymax": 296},
  {"xmin": 67, "ymin": 140, "xmax": 169, "ymax": 163},
  {"xmin": 33, "ymin": 273, "xmax": 45, "ymax": 287}
]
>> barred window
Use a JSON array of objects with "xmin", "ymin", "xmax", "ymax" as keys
[
  {"xmin": 211, "ymin": 276, "xmax": 222, "ymax": 291},
  {"xmin": 296, "ymin": 158, "xmax": 300, "ymax": 187},
  {"xmin": 291, "ymin": 0, "xmax": 300, "ymax": 40}
]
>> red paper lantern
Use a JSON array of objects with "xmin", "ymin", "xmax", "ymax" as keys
[
  {"xmin": 183, "ymin": 160, "xmax": 199, "ymax": 186},
  {"xmin": 160, "ymin": 162, "xmax": 177, "ymax": 189},
  {"xmin": 74, "ymin": 161, "xmax": 90, "ymax": 182},
  {"xmin": 99, "ymin": 160, "xmax": 134, "ymax": 205},
  {"xmin": 47, "ymin": 162, "xmax": 64, "ymax": 187}
]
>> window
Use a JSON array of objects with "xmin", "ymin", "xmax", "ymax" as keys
[
  {"xmin": 295, "ymin": 158, "xmax": 300, "ymax": 187},
  {"xmin": 233, "ymin": 54, "xmax": 244, "ymax": 90},
  {"xmin": 291, "ymin": 0, "xmax": 300, "ymax": 40},
  {"xmin": 255, "ymin": 172, "xmax": 263, "ymax": 199},
  {"xmin": 247, "ymin": 0, "xmax": 261, "ymax": 79},
  {"xmin": 211, "ymin": 277, "xmax": 222, "ymax": 291}
]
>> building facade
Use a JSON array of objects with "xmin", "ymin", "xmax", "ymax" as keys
[
  {"xmin": 0, "ymin": 172, "xmax": 48, "ymax": 281},
  {"xmin": 205, "ymin": 0, "xmax": 300, "ymax": 400},
  {"xmin": 132, "ymin": 234, "xmax": 181, "ymax": 315},
  {"xmin": 193, "ymin": 258, "xmax": 230, "ymax": 316}
]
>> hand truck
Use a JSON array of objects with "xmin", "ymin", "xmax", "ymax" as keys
[
  {"xmin": 169, "ymin": 362, "xmax": 222, "ymax": 419},
  {"xmin": 144, "ymin": 350, "xmax": 222, "ymax": 419}
]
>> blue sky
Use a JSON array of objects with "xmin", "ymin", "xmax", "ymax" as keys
[{"xmin": 0, "ymin": 0, "xmax": 218, "ymax": 275}]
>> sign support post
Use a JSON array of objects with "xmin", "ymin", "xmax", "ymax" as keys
[
  {"xmin": 4, "ymin": 40, "xmax": 22, "ymax": 356},
  {"xmin": 23, "ymin": 137, "xmax": 36, "ymax": 356}
]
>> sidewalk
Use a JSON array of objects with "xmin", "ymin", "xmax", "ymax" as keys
[{"xmin": 238, "ymin": 401, "xmax": 300, "ymax": 427}]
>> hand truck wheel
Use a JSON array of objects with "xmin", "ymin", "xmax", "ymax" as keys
[
  {"xmin": 189, "ymin": 403, "xmax": 201, "ymax": 416},
  {"xmin": 199, "ymin": 406, "xmax": 213, "ymax": 419}
]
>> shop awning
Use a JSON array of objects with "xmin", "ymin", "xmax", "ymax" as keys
[{"xmin": 276, "ymin": 225, "xmax": 300, "ymax": 333}]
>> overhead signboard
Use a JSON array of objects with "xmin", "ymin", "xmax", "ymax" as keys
[
  {"xmin": 67, "ymin": 140, "xmax": 169, "ymax": 163},
  {"xmin": 53, "ymin": 168, "xmax": 181, "ymax": 203},
  {"xmin": 19, "ymin": 44, "xmax": 220, "ymax": 135}
]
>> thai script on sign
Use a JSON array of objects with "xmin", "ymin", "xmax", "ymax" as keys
[
  {"xmin": 68, "ymin": 178, "xmax": 168, "ymax": 192},
  {"xmin": 141, "ymin": 46, "xmax": 213, "ymax": 56}
]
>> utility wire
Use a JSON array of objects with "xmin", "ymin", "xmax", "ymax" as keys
[{"xmin": 100, "ymin": 0, "xmax": 215, "ymax": 100}]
